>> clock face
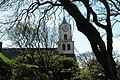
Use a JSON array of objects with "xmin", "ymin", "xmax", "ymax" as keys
[{"xmin": 62, "ymin": 24, "xmax": 69, "ymax": 32}]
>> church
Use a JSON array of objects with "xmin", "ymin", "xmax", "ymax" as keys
[
  {"xmin": 0, "ymin": 18, "xmax": 75, "ymax": 59},
  {"xmin": 57, "ymin": 17, "xmax": 75, "ymax": 58}
]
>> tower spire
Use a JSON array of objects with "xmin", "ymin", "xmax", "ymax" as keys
[{"xmin": 62, "ymin": 17, "xmax": 67, "ymax": 23}]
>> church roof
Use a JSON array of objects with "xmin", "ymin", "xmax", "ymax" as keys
[
  {"xmin": 2, "ymin": 48, "xmax": 57, "ymax": 58},
  {"xmin": 1, "ymin": 48, "xmax": 76, "ymax": 61}
]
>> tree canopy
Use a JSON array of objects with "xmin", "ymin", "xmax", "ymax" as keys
[{"xmin": 0, "ymin": 51, "xmax": 80, "ymax": 80}]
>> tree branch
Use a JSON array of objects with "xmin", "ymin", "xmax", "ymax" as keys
[
  {"xmin": 81, "ymin": 0, "xmax": 106, "ymax": 29},
  {"xmin": 109, "ymin": 0, "xmax": 120, "ymax": 11},
  {"xmin": 37, "ymin": 1, "xmax": 62, "ymax": 6}
]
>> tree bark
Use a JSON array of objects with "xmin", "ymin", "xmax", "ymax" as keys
[{"xmin": 59, "ymin": 0, "xmax": 118, "ymax": 79}]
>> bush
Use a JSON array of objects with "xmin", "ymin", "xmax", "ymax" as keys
[
  {"xmin": 13, "ymin": 51, "xmax": 80, "ymax": 80},
  {"xmin": 0, "ymin": 51, "xmax": 80, "ymax": 80},
  {"xmin": 0, "ymin": 53, "xmax": 12, "ymax": 80}
]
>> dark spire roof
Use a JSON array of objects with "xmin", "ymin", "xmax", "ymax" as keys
[{"xmin": 62, "ymin": 17, "xmax": 67, "ymax": 23}]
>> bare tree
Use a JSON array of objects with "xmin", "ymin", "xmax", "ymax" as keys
[
  {"xmin": 7, "ymin": 21, "xmax": 57, "ymax": 48},
  {"xmin": 38, "ymin": 19, "xmax": 57, "ymax": 48},
  {"xmin": 0, "ymin": 0, "xmax": 120, "ymax": 79}
]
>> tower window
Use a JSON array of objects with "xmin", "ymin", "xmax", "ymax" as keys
[
  {"xmin": 62, "ymin": 44, "xmax": 66, "ymax": 50},
  {"xmin": 64, "ymin": 34, "xmax": 67, "ymax": 40},
  {"xmin": 67, "ymin": 44, "xmax": 71, "ymax": 50}
]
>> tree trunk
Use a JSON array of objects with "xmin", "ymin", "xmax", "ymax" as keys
[{"xmin": 59, "ymin": 0, "xmax": 118, "ymax": 79}]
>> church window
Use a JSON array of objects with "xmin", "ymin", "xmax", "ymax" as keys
[
  {"xmin": 62, "ymin": 44, "xmax": 66, "ymax": 50},
  {"xmin": 67, "ymin": 44, "xmax": 71, "ymax": 50},
  {"xmin": 64, "ymin": 34, "xmax": 67, "ymax": 40}
]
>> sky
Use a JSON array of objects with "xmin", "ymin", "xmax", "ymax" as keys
[{"xmin": 73, "ymin": 27, "xmax": 92, "ymax": 54}]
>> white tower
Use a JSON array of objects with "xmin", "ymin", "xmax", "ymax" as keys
[{"xmin": 57, "ymin": 17, "xmax": 74, "ymax": 54}]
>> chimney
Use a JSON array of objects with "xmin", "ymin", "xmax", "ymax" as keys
[{"xmin": 0, "ymin": 42, "xmax": 2, "ymax": 52}]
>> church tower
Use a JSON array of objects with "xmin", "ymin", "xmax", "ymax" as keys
[{"xmin": 57, "ymin": 17, "xmax": 74, "ymax": 54}]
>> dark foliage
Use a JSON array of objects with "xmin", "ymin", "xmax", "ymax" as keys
[{"xmin": 0, "ymin": 52, "xmax": 80, "ymax": 80}]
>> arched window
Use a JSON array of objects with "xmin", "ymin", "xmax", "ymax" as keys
[
  {"xmin": 64, "ymin": 34, "xmax": 67, "ymax": 40},
  {"xmin": 62, "ymin": 44, "xmax": 66, "ymax": 50},
  {"xmin": 67, "ymin": 44, "xmax": 71, "ymax": 50}
]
